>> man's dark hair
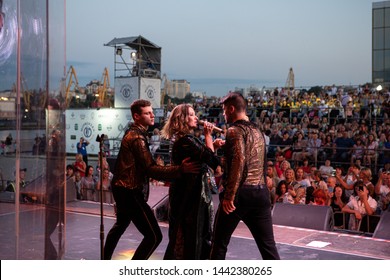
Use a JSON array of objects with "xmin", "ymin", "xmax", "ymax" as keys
[
  {"xmin": 130, "ymin": 99, "xmax": 151, "ymax": 117},
  {"xmin": 220, "ymin": 92, "xmax": 247, "ymax": 112}
]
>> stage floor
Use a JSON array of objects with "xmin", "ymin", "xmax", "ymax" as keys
[{"xmin": 0, "ymin": 184, "xmax": 389, "ymax": 260}]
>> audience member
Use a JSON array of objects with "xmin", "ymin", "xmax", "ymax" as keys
[
  {"xmin": 96, "ymin": 168, "xmax": 113, "ymax": 204},
  {"xmin": 282, "ymin": 168, "xmax": 305, "ymax": 204},
  {"xmin": 76, "ymin": 137, "xmax": 90, "ymax": 166},
  {"xmin": 81, "ymin": 165, "xmax": 97, "ymax": 201},
  {"xmin": 73, "ymin": 153, "xmax": 86, "ymax": 177},
  {"xmin": 274, "ymin": 180, "xmax": 287, "ymax": 204},
  {"xmin": 311, "ymin": 188, "xmax": 327, "ymax": 206},
  {"xmin": 319, "ymin": 159, "xmax": 334, "ymax": 180},
  {"xmin": 374, "ymin": 171, "xmax": 390, "ymax": 213},
  {"xmin": 149, "ymin": 128, "xmax": 161, "ymax": 155},
  {"xmin": 342, "ymin": 181, "xmax": 377, "ymax": 231},
  {"xmin": 330, "ymin": 185, "xmax": 348, "ymax": 228}
]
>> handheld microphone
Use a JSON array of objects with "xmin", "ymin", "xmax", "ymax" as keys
[{"xmin": 198, "ymin": 120, "xmax": 223, "ymax": 133}]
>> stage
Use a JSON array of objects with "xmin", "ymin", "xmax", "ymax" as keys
[{"xmin": 0, "ymin": 184, "xmax": 389, "ymax": 260}]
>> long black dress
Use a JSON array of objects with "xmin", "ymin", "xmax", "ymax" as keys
[{"xmin": 163, "ymin": 134, "xmax": 220, "ymax": 259}]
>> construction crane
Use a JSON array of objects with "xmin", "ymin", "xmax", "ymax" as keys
[
  {"xmin": 97, "ymin": 67, "xmax": 111, "ymax": 107},
  {"xmin": 65, "ymin": 65, "xmax": 80, "ymax": 108},
  {"xmin": 285, "ymin": 67, "xmax": 295, "ymax": 90}
]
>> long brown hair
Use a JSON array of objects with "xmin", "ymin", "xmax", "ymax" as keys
[{"xmin": 161, "ymin": 104, "xmax": 194, "ymax": 139}]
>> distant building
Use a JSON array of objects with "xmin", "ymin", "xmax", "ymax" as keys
[
  {"xmin": 167, "ymin": 79, "xmax": 191, "ymax": 99},
  {"xmin": 372, "ymin": 1, "xmax": 390, "ymax": 87}
]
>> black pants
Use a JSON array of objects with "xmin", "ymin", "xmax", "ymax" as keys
[
  {"xmin": 210, "ymin": 185, "xmax": 280, "ymax": 260},
  {"xmin": 104, "ymin": 186, "xmax": 162, "ymax": 260}
]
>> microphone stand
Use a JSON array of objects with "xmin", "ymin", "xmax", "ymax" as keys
[{"xmin": 97, "ymin": 135, "xmax": 105, "ymax": 260}]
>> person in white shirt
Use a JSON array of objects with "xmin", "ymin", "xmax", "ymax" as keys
[
  {"xmin": 342, "ymin": 181, "xmax": 377, "ymax": 231},
  {"xmin": 319, "ymin": 159, "xmax": 334, "ymax": 180}
]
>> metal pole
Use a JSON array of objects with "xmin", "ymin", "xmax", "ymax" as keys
[{"xmin": 99, "ymin": 137, "xmax": 104, "ymax": 260}]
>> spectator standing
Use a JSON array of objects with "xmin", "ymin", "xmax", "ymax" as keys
[
  {"xmin": 149, "ymin": 128, "xmax": 161, "ymax": 155},
  {"xmin": 77, "ymin": 137, "xmax": 90, "ymax": 166},
  {"xmin": 81, "ymin": 165, "xmax": 97, "ymax": 201},
  {"xmin": 73, "ymin": 153, "xmax": 86, "ymax": 177},
  {"xmin": 96, "ymin": 168, "xmax": 113, "ymax": 204}
]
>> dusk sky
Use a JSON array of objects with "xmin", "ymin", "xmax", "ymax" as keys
[{"xmin": 66, "ymin": 0, "xmax": 377, "ymax": 96}]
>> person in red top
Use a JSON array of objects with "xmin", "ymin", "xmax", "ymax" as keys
[{"xmin": 73, "ymin": 153, "xmax": 86, "ymax": 177}]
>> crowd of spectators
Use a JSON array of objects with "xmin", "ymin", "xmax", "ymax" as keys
[{"xmin": 152, "ymin": 84, "xmax": 390, "ymax": 234}]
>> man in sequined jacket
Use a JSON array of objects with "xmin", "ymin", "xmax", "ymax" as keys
[
  {"xmin": 104, "ymin": 99, "xmax": 200, "ymax": 260},
  {"xmin": 210, "ymin": 92, "xmax": 280, "ymax": 260}
]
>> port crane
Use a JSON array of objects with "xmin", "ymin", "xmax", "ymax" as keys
[
  {"xmin": 65, "ymin": 65, "xmax": 80, "ymax": 107},
  {"xmin": 97, "ymin": 67, "xmax": 111, "ymax": 107}
]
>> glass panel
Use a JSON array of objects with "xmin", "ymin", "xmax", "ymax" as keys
[
  {"xmin": 385, "ymin": 50, "xmax": 390, "ymax": 72},
  {"xmin": 385, "ymin": 28, "xmax": 390, "ymax": 49},
  {"xmin": 373, "ymin": 8, "xmax": 384, "ymax": 28},
  {"xmin": 373, "ymin": 50, "xmax": 384, "ymax": 71},
  {"xmin": 0, "ymin": 0, "xmax": 66, "ymax": 260},
  {"xmin": 373, "ymin": 28, "xmax": 385, "ymax": 50},
  {"xmin": 385, "ymin": 8, "xmax": 390, "ymax": 27},
  {"xmin": 373, "ymin": 71, "xmax": 385, "ymax": 84}
]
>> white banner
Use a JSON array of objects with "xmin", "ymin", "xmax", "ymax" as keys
[
  {"xmin": 65, "ymin": 109, "xmax": 132, "ymax": 155},
  {"xmin": 114, "ymin": 77, "xmax": 139, "ymax": 108},
  {"xmin": 140, "ymin": 77, "xmax": 161, "ymax": 108}
]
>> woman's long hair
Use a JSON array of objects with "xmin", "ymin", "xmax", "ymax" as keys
[{"xmin": 161, "ymin": 104, "xmax": 194, "ymax": 140}]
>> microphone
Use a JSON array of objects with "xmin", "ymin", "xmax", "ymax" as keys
[{"xmin": 198, "ymin": 120, "xmax": 223, "ymax": 133}]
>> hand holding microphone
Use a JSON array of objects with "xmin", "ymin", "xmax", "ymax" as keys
[{"xmin": 198, "ymin": 120, "xmax": 223, "ymax": 133}]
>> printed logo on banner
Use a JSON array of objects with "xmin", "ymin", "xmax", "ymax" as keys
[
  {"xmin": 81, "ymin": 122, "xmax": 95, "ymax": 139},
  {"xmin": 120, "ymin": 84, "xmax": 134, "ymax": 100},
  {"xmin": 80, "ymin": 113, "xmax": 86, "ymax": 120},
  {"xmin": 106, "ymin": 125, "xmax": 112, "ymax": 131},
  {"xmin": 145, "ymin": 85, "xmax": 156, "ymax": 99},
  {"xmin": 70, "ymin": 112, "xmax": 76, "ymax": 119}
]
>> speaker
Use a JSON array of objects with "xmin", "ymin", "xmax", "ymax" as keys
[
  {"xmin": 272, "ymin": 203, "xmax": 334, "ymax": 231},
  {"xmin": 373, "ymin": 211, "xmax": 390, "ymax": 240}
]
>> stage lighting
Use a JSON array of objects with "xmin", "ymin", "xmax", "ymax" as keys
[{"xmin": 116, "ymin": 47, "xmax": 122, "ymax": 56}]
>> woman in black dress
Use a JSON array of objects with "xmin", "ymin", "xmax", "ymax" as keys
[{"xmin": 161, "ymin": 104, "xmax": 222, "ymax": 259}]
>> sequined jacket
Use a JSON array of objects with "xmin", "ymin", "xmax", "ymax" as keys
[
  {"xmin": 112, "ymin": 123, "xmax": 181, "ymax": 201},
  {"xmin": 222, "ymin": 120, "xmax": 266, "ymax": 201}
]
